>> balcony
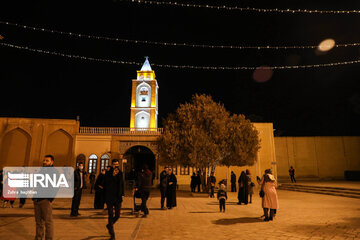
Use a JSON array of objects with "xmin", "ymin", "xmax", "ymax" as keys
[{"xmin": 78, "ymin": 127, "xmax": 163, "ymax": 135}]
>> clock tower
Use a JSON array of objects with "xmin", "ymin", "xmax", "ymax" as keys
[{"xmin": 130, "ymin": 57, "xmax": 159, "ymax": 130}]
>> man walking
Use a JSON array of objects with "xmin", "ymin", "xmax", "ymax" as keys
[
  {"xmin": 102, "ymin": 159, "xmax": 124, "ymax": 240},
  {"xmin": 70, "ymin": 162, "xmax": 85, "ymax": 216},
  {"xmin": 159, "ymin": 166, "xmax": 168, "ymax": 209},
  {"xmin": 289, "ymin": 166, "xmax": 296, "ymax": 183},
  {"xmin": 136, "ymin": 165, "xmax": 152, "ymax": 217},
  {"xmin": 33, "ymin": 155, "xmax": 55, "ymax": 240}
]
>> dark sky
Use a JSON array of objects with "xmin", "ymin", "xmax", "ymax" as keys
[{"xmin": 1, "ymin": 0, "xmax": 360, "ymax": 136}]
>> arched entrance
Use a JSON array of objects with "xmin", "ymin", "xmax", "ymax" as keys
[{"xmin": 123, "ymin": 145, "xmax": 155, "ymax": 180}]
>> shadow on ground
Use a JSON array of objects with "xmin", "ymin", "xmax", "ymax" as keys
[
  {"xmin": 189, "ymin": 211, "xmax": 220, "ymax": 214},
  {"xmin": 283, "ymin": 217, "xmax": 360, "ymax": 237},
  {"xmin": 212, "ymin": 217, "xmax": 263, "ymax": 225},
  {"xmin": 0, "ymin": 213, "xmax": 33, "ymax": 218},
  {"xmin": 207, "ymin": 201, "xmax": 248, "ymax": 206},
  {"xmin": 80, "ymin": 235, "xmax": 109, "ymax": 240}
]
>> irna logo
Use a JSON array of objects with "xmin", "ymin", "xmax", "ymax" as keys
[{"xmin": 7, "ymin": 172, "xmax": 69, "ymax": 188}]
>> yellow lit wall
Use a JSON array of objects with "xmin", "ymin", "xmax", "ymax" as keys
[{"xmin": 275, "ymin": 136, "xmax": 360, "ymax": 179}]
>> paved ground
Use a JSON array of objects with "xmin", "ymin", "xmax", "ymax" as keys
[
  {"xmin": 1, "ymin": 184, "xmax": 360, "ymax": 240},
  {"xmin": 279, "ymin": 180, "xmax": 360, "ymax": 190}
]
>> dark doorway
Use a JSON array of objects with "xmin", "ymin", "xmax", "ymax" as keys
[{"xmin": 123, "ymin": 146, "xmax": 155, "ymax": 180}]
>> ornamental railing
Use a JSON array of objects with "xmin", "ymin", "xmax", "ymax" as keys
[{"xmin": 79, "ymin": 127, "xmax": 163, "ymax": 135}]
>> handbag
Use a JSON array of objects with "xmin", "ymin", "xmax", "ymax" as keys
[{"xmin": 259, "ymin": 189, "xmax": 265, "ymax": 198}]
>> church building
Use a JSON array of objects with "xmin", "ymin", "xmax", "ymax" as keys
[{"xmin": 0, "ymin": 58, "xmax": 277, "ymax": 188}]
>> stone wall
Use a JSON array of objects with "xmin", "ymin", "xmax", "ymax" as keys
[
  {"xmin": 275, "ymin": 136, "xmax": 360, "ymax": 180},
  {"xmin": 0, "ymin": 117, "xmax": 78, "ymax": 169}
]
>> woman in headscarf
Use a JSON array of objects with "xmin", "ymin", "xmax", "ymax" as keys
[
  {"xmin": 237, "ymin": 171, "xmax": 248, "ymax": 205},
  {"xmin": 257, "ymin": 169, "xmax": 279, "ymax": 221},
  {"xmin": 166, "ymin": 168, "xmax": 177, "ymax": 209},
  {"xmin": 94, "ymin": 169, "xmax": 106, "ymax": 209}
]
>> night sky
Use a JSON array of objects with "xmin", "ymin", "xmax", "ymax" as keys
[{"xmin": 1, "ymin": 0, "xmax": 360, "ymax": 136}]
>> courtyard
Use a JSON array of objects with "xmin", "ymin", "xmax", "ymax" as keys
[{"xmin": 0, "ymin": 183, "xmax": 359, "ymax": 240}]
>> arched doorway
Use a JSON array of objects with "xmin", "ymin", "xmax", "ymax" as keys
[{"xmin": 123, "ymin": 145, "xmax": 155, "ymax": 181}]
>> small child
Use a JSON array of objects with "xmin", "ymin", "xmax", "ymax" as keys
[{"xmin": 217, "ymin": 184, "xmax": 228, "ymax": 212}]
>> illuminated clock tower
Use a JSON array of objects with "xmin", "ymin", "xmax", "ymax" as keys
[{"xmin": 130, "ymin": 57, "xmax": 159, "ymax": 130}]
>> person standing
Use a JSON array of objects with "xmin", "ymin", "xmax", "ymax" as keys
[
  {"xmin": 33, "ymin": 155, "xmax": 55, "ymax": 240},
  {"xmin": 217, "ymin": 184, "xmax": 228, "ymax": 212},
  {"xmin": 289, "ymin": 166, "xmax": 296, "ymax": 183},
  {"xmin": 136, "ymin": 165, "xmax": 152, "ymax": 217},
  {"xmin": 237, "ymin": 171, "xmax": 248, "ymax": 205},
  {"xmin": 230, "ymin": 171, "xmax": 237, "ymax": 192},
  {"xmin": 209, "ymin": 172, "xmax": 216, "ymax": 198},
  {"xmin": 70, "ymin": 163, "xmax": 85, "ymax": 217},
  {"xmin": 159, "ymin": 166, "xmax": 168, "ymax": 209},
  {"xmin": 196, "ymin": 171, "xmax": 201, "ymax": 192},
  {"xmin": 166, "ymin": 168, "xmax": 177, "ymax": 209},
  {"xmin": 102, "ymin": 159, "xmax": 124, "ymax": 240},
  {"xmin": 246, "ymin": 169, "xmax": 254, "ymax": 204},
  {"xmin": 257, "ymin": 169, "xmax": 279, "ymax": 221},
  {"xmin": 89, "ymin": 172, "xmax": 96, "ymax": 194},
  {"xmin": 94, "ymin": 169, "xmax": 106, "ymax": 209},
  {"xmin": 190, "ymin": 172, "xmax": 197, "ymax": 193}
]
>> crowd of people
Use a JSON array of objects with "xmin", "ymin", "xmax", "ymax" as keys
[
  {"xmin": 0, "ymin": 156, "xmax": 281, "ymax": 239},
  {"xmin": 188, "ymin": 168, "xmax": 278, "ymax": 220}
]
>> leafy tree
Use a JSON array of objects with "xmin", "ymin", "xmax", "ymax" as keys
[{"xmin": 159, "ymin": 94, "xmax": 260, "ymax": 177}]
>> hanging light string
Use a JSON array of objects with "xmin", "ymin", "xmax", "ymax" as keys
[
  {"xmin": 1, "ymin": 20, "xmax": 360, "ymax": 50},
  {"xmin": 1, "ymin": 42, "xmax": 360, "ymax": 70},
  {"xmin": 125, "ymin": 0, "xmax": 360, "ymax": 14}
]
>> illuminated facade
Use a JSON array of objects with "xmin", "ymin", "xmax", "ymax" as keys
[{"xmin": 130, "ymin": 57, "xmax": 159, "ymax": 130}]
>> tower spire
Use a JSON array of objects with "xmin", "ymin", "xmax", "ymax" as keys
[{"xmin": 140, "ymin": 56, "xmax": 152, "ymax": 71}]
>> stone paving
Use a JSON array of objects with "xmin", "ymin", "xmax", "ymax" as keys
[{"xmin": 0, "ymin": 185, "xmax": 360, "ymax": 240}]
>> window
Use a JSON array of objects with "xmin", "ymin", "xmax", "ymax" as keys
[
  {"xmin": 142, "ymin": 97, "xmax": 146, "ymax": 102},
  {"xmin": 100, "ymin": 154, "xmax": 110, "ymax": 171},
  {"xmin": 180, "ymin": 166, "xmax": 189, "ymax": 175},
  {"xmin": 88, "ymin": 154, "xmax": 98, "ymax": 174},
  {"xmin": 170, "ymin": 166, "xmax": 177, "ymax": 175}
]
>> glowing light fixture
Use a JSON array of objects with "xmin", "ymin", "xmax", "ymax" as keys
[{"xmin": 318, "ymin": 39, "xmax": 335, "ymax": 52}]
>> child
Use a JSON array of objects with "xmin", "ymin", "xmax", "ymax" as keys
[{"xmin": 217, "ymin": 184, "xmax": 228, "ymax": 212}]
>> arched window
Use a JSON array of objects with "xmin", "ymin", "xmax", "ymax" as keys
[
  {"xmin": 88, "ymin": 154, "xmax": 98, "ymax": 174},
  {"xmin": 100, "ymin": 154, "xmax": 110, "ymax": 171},
  {"xmin": 136, "ymin": 83, "xmax": 151, "ymax": 108}
]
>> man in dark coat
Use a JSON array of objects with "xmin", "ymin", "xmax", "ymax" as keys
[
  {"xmin": 231, "ymin": 171, "xmax": 237, "ymax": 192},
  {"xmin": 102, "ymin": 159, "xmax": 124, "ymax": 240},
  {"xmin": 70, "ymin": 162, "xmax": 85, "ymax": 216},
  {"xmin": 166, "ymin": 168, "xmax": 177, "ymax": 209},
  {"xmin": 94, "ymin": 169, "xmax": 106, "ymax": 209},
  {"xmin": 159, "ymin": 166, "xmax": 168, "ymax": 209},
  {"xmin": 237, "ymin": 171, "xmax": 249, "ymax": 205},
  {"xmin": 209, "ymin": 172, "xmax": 216, "ymax": 198},
  {"xmin": 136, "ymin": 165, "xmax": 152, "ymax": 217}
]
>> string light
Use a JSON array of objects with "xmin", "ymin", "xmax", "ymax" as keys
[
  {"xmin": 1, "ymin": 20, "xmax": 360, "ymax": 50},
  {"xmin": 1, "ymin": 42, "xmax": 360, "ymax": 70},
  {"xmin": 124, "ymin": 0, "xmax": 360, "ymax": 14}
]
